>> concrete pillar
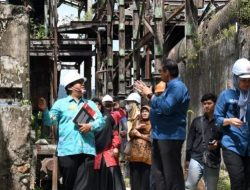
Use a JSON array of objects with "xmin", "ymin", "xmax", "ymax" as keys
[{"xmin": 0, "ymin": 4, "xmax": 31, "ymax": 190}]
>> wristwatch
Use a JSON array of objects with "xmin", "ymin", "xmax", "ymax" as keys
[{"xmin": 147, "ymin": 93, "xmax": 153, "ymax": 99}]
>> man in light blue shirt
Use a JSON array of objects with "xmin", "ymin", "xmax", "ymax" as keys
[{"xmin": 38, "ymin": 72, "xmax": 105, "ymax": 190}]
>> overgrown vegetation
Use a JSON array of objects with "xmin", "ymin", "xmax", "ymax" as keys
[
  {"xmin": 193, "ymin": 36, "xmax": 203, "ymax": 51},
  {"xmin": 30, "ymin": 18, "xmax": 47, "ymax": 39},
  {"xmin": 216, "ymin": 24, "xmax": 236, "ymax": 41},
  {"xmin": 20, "ymin": 99, "xmax": 31, "ymax": 106},
  {"xmin": 186, "ymin": 49, "xmax": 198, "ymax": 64},
  {"xmin": 31, "ymin": 111, "xmax": 42, "ymax": 140},
  {"xmin": 31, "ymin": 111, "xmax": 51, "ymax": 141},
  {"xmin": 217, "ymin": 169, "xmax": 230, "ymax": 190},
  {"xmin": 239, "ymin": 0, "xmax": 250, "ymax": 25},
  {"xmin": 84, "ymin": 9, "xmax": 93, "ymax": 21}
]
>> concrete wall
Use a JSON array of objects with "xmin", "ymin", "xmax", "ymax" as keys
[
  {"xmin": 0, "ymin": 4, "xmax": 31, "ymax": 190},
  {"xmin": 180, "ymin": 27, "xmax": 250, "ymax": 119},
  {"xmin": 0, "ymin": 4, "xmax": 30, "ymax": 100},
  {"xmin": 0, "ymin": 106, "xmax": 32, "ymax": 190}
]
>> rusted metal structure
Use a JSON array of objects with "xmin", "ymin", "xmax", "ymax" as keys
[{"xmin": 3, "ymin": 0, "xmax": 229, "ymax": 101}]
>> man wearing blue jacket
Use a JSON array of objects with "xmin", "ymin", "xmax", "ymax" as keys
[
  {"xmin": 214, "ymin": 58, "xmax": 250, "ymax": 190},
  {"xmin": 135, "ymin": 58, "xmax": 190, "ymax": 190}
]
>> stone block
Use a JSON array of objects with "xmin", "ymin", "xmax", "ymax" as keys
[{"xmin": 0, "ymin": 105, "xmax": 32, "ymax": 190}]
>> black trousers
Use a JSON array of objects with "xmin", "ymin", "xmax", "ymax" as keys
[
  {"xmin": 223, "ymin": 148, "xmax": 250, "ymax": 190},
  {"xmin": 129, "ymin": 162, "xmax": 150, "ymax": 190},
  {"xmin": 94, "ymin": 157, "xmax": 126, "ymax": 190},
  {"xmin": 151, "ymin": 139, "xmax": 185, "ymax": 190},
  {"xmin": 58, "ymin": 154, "xmax": 94, "ymax": 190}
]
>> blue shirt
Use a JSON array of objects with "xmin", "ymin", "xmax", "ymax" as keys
[
  {"xmin": 42, "ymin": 96, "xmax": 105, "ymax": 156},
  {"xmin": 150, "ymin": 78, "xmax": 190, "ymax": 140},
  {"xmin": 214, "ymin": 89, "xmax": 250, "ymax": 156}
]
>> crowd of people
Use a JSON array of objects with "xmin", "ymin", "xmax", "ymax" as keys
[{"xmin": 37, "ymin": 57, "xmax": 250, "ymax": 190}]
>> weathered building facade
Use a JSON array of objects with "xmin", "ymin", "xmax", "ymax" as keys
[
  {"xmin": 182, "ymin": 26, "xmax": 250, "ymax": 118},
  {"xmin": 2, "ymin": 0, "xmax": 250, "ymax": 189},
  {"xmin": 0, "ymin": 4, "xmax": 31, "ymax": 190}
]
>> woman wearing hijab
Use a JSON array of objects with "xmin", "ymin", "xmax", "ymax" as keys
[
  {"xmin": 214, "ymin": 58, "xmax": 250, "ymax": 190},
  {"xmin": 92, "ymin": 95, "xmax": 126, "ymax": 190},
  {"xmin": 124, "ymin": 92, "xmax": 141, "ymax": 141},
  {"xmin": 128, "ymin": 105, "xmax": 152, "ymax": 190}
]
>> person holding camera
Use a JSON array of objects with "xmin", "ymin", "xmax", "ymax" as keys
[{"xmin": 185, "ymin": 93, "xmax": 222, "ymax": 190}]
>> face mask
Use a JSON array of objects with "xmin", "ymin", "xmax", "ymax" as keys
[{"xmin": 125, "ymin": 104, "xmax": 132, "ymax": 112}]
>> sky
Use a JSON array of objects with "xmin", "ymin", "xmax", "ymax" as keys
[
  {"xmin": 57, "ymin": 4, "xmax": 85, "ymax": 98},
  {"xmin": 58, "ymin": 4, "xmax": 78, "ymax": 26}
]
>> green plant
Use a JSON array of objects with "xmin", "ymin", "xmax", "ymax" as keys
[
  {"xmin": 239, "ymin": 0, "xmax": 250, "ymax": 25},
  {"xmin": 31, "ymin": 111, "xmax": 44, "ymax": 140},
  {"xmin": 20, "ymin": 99, "xmax": 31, "ymax": 106},
  {"xmin": 30, "ymin": 18, "xmax": 47, "ymax": 39},
  {"xmin": 217, "ymin": 169, "xmax": 230, "ymax": 190},
  {"xmin": 221, "ymin": 25, "xmax": 236, "ymax": 39},
  {"xmin": 34, "ymin": 187, "xmax": 44, "ymax": 190},
  {"xmin": 215, "ymin": 24, "xmax": 236, "ymax": 41},
  {"xmin": 194, "ymin": 37, "xmax": 203, "ymax": 50},
  {"xmin": 84, "ymin": 9, "xmax": 93, "ymax": 21},
  {"xmin": 186, "ymin": 49, "xmax": 198, "ymax": 63}
]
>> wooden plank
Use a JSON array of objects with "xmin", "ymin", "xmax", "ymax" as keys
[
  {"xmin": 165, "ymin": 4, "xmax": 185, "ymax": 23},
  {"xmin": 118, "ymin": 0, "xmax": 126, "ymax": 95},
  {"xmin": 132, "ymin": 0, "xmax": 141, "ymax": 80},
  {"xmin": 106, "ymin": 0, "xmax": 114, "ymax": 94},
  {"xmin": 36, "ymin": 145, "xmax": 56, "ymax": 155},
  {"xmin": 142, "ymin": 18, "xmax": 155, "ymax": 36},
  {"xmin": 30, "ymin": 50, "xmax": 95, "ymax": 57},
  {"xmin": 59, "ymin": 21, "xmax": 106, "ymax": 29},
  {"xmin": 134, "ymin": 32, "xmax": 153, "ymax": 50},
  {"xmin": 153, "ymin": 0, "xmax": 164, "ymax": 76},
  {"xmin": 34, "ymin": 144, "xmax": 58, "ymax": 189},
  {"xmin": 30, "ymin": 39, "xmax": 96, "ymax": 46},
  {"xmin": 52, "ymin": 155, "xmax": 58, "ymax": 190}
]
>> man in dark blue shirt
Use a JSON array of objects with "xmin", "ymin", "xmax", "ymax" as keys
[{"xmin": 135, "ymin": 58, "xmax": 190, "ymax": 190}]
